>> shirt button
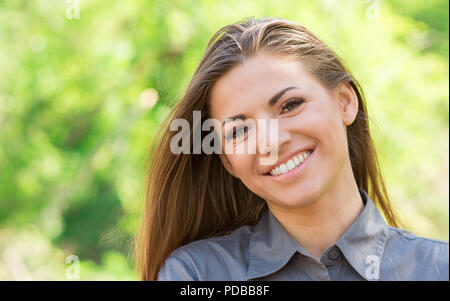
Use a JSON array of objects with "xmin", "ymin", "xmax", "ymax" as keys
[{"xmin": 328, "ymin": 249, "xmax": 340, "ymax": 260}]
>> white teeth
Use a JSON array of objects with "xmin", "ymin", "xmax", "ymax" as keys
[
  {"xmin": 299, "ymin": 153, "xmax": 305, "ymax": 163},
  {"xmin": 270, "ymin": 150, "xmax": 312, "ymax": 176},
  {"xmin": 286, "ymin": 160, "xmax": 295, "ymax": 170},
  {"xmin": 275, "ymin": 166, "xmax": 281, "ymax": 175}
]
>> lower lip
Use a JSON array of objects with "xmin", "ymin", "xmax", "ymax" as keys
[{"xmin": 267, "ymin": 148, "xmax": 315, "ymax": 183}]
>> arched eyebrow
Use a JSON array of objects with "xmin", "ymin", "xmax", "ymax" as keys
[
  {"xmin": 222, "ymin": 86, "xmax": 299, "ymax": 126},
  {"xmin": 268, "ymin": 86, "xmax": 298, "ymax": 106}
]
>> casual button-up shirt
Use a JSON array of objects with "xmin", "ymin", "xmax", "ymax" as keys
[{"xmin": 157, "ymin": 189, "xmax": 449, "ymax": 281}]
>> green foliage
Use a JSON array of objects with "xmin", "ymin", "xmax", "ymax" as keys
[{"xmin": 0, "ymin": 0, "xmax": 448, "ymax": 280}]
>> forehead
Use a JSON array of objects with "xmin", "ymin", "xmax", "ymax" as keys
[{"xmin": 209, "ymin": 52, "xmax": 316, "ymax": 119}]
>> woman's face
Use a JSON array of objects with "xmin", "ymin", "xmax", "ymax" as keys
[{"xmin": 209, "ymin": 52, "xmax": 358, "ymax": 209}]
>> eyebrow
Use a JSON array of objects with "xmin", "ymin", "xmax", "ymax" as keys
[{"xmin": 222, "ymin": 86, "xmax": 299, "ymax": 126}]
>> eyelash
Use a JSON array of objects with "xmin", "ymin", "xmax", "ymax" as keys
[
  {"xmin": 280, "ymin": 97, "xmax": 304, "ymax": 114},
  {"xmin": 225, "ymin": 97, "xmax": 305, "ymax": 141}
]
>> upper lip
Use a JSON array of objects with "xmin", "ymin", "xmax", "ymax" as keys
[{"xmin": 259, "ymin": 144, "xmax": 317, "ymax": 175}]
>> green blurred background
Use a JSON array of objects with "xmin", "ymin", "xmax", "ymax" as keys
[{"xmin": 0, "ymin": 0, "xmax": 448, "ymax": 280}]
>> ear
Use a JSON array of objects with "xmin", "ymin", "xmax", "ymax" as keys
[
  {"xmin": 337, "ymin": 81, "xmax": 359, "ymax": 126},
  {"xmin": 218, "ymin": 153, "xmax": 237, "ymax": 178}
]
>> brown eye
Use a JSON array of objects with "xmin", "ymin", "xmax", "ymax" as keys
[{"xmin": 280, "ymin": 98, "xmax": 304, "ymax": 114}]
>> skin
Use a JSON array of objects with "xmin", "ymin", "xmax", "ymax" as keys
[{"xmin": 209, "ymin": 51, "xmax": 364, "ymax": 261}]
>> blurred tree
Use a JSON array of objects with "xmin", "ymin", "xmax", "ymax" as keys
[{"xmin": 0, "ymin": 0, "xmax": 448, "ymax": 280}]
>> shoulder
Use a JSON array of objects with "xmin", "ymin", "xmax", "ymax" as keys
[
  {"xmin": 157, "ymin": 225, "xmax": 254, "ymax": 281},
  {"xmin": 382, "ymin": 226, "xmax": 449, "ymax": 280},
  {"xmin": 387, "ymin": 226, "xmax": 448, "ymax": 254}
]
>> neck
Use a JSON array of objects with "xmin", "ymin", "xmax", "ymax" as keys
[{"xmin": 268, "ymin": 160, "xmax": 364, "ymax": 261}]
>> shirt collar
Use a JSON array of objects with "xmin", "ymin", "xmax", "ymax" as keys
[
  {"xmin": 245, "ymin": 188, "xmax": 389, "ymax": 280},
  {"xmin": 245, "ymin": 205, "xmax": 301, "ymax": 280},
  {"xmin": 335, "ymin": 189, "xmax": 389, "ymax": 280}
]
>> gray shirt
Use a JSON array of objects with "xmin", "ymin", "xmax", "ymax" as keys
[{"xmin": 158, "ymin": 188, "xmax": 449, "ymax": 281}]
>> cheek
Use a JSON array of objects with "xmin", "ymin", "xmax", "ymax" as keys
[
  {"xmin": 288, "ymin": 105, "xmax": 330, "ymax": 139},
  {"xmin": 290, "ymin": 104, "xmax": 347, "ymax": 165},
  {"xmin": 226, "ymin": 154, "xmax": 255, "ymax": 176},
  {"xmin": 314, "ymin": 111, "xmax": 349, "ymax": 166},
  {"xmin": 227, "ymin": 153, "xmax": 270, "ymax": 196}
]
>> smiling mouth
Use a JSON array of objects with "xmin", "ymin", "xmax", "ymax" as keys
[{"xmin": 263, "ymin": 146, "xmax": 316, "ymax": 176}]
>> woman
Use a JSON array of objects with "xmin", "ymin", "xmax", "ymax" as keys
[{"xmin": 136, "ymin": 17, "xmax": 449, "ymax": 281}]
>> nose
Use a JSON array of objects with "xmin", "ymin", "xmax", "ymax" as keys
[{"xmin": 257, "ymin": 118, "xmax": 291, "ymax": 165}]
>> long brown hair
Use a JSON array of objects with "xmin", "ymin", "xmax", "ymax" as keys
[{"xmin": 135, "ymin": 17, "xmax": 402, "ymax": 281}]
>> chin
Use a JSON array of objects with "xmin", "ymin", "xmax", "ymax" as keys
[{"xmin": 263, "ymin": 187, "xmax": 319, "ymax": 209}]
